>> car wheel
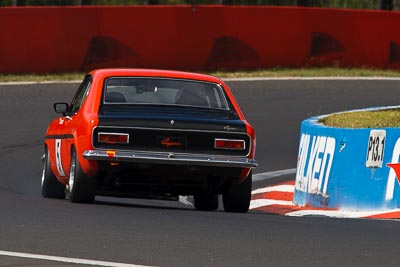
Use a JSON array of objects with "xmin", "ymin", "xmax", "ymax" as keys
[
  {"xmin": 194, "ymin": 192, "xmax": 219, "ymax": 211},
  {"xmin": 223, "ymin": 171, "xmax": 252, "ymax": 213},
  {"xmin": 41, "ymin": 146, "xmax": 66, "ymax": 199},
  {"xmin": 68, "ymin": 147, "xmax": 97, "ymax": 203}
]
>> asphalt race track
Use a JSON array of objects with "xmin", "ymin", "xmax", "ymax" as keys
[{"xmin": 1, "ymin": 79, "xmax": 400, "ymax": 266}]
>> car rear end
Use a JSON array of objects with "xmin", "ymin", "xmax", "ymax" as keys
[{"xmin": 83, "ymin": 72, "xmax": 257, "ymax": 210}]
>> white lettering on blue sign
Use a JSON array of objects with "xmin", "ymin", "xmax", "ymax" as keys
[
  {"xmin": 295, "ymin": 134, "xmax": 336, "ymax": 195},
  {"xmin": 385, "ymin": 137, "xmax": 400, "ymax": 201}
]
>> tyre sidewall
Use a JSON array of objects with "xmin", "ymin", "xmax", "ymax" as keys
[
  {"xmin": 223, "ymin": 171, "xmax": 252, "ymax": 213},
  {"xmin": 41, "ymin": 146, "xmax": 66, "ymax": 199},
  {"xmin": 68, "ymin": 147, "xmax": 97, "ymax": 203}
]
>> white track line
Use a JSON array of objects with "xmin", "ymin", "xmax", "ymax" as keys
[
  {"xmin": 2, "ymin": 76, "xmax": 400, "ymax": 86},
  {"xmin": 0, "ymin": 250, "xmax": 152, "ymax": 267},
  {"xmin": 0, "ymin": 168, "xmax": 296, "ymax": 265},
  {"xmin": 0, "ymin": 80, "xmax": 80, "ymax": 85},
  {"xmin": 223, "ymin": 77, "xmax": 400, "ymax": 81},
  {"xmin": 251, "ymin": 184, "xmax": 294, "ymax": 195},
  {"xmin": 250, "ymin": 199, "xmax": 294, "ymax": 210},
  {"xmin": 253, "ymin": 168, "xmax": 296, "ymax": 182}
]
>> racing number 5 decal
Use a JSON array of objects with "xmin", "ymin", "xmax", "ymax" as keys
[{"xmin": 55, "ymin": 139, "xmax": 66, "ymax": 176}]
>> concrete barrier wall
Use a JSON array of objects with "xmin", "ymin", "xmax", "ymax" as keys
[
  {"xmin": 294, "ymin": 107, "xmax": 400, "ymax": 211},
  {"xmin": 1, "ymin": 6, "xmax": 400, "ymax": 73}
]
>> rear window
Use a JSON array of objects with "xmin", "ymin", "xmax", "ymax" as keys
[{"xmin": 103, "ymin": 77, "xmax": 230, "ymax": 110}]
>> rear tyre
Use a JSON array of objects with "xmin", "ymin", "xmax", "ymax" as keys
[
  {"xmin": 194, "ymin": 192, "xmax": 219, "ymax": 211},
  {"xmin": 223, "ymin": 171, "xmax": 252, "ymax": 213},
  {"xmin": 41, "ymin": 146, "xmax": 66, "ymax": 199},
  {"xmin": 68, "ymin": 147, "xmax": 97, "ymax": 204}
]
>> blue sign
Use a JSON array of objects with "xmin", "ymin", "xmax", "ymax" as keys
[{"xmin": 294, "ymin": 107, "xmax": 400, "ymax": 211}]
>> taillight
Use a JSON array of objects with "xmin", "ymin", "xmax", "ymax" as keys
[
  {"xmin": 98, "ymin": 132, "xmax": 129, "ymax": 144},
  {"xmin": 214, "ymin": 139, "xmax": 245, "ymax": 150}
]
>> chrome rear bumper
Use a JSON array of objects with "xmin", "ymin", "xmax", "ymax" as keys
[{"xmin": 83, "ymin": 150, "xmax": 258, "ymax": 168}]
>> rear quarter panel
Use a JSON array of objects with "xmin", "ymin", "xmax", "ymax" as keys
[{"xmin": 220, "ymin": 81, "xmax": 257, "ymax": 181}]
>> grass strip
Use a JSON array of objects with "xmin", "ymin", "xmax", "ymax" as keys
[
  {"xmin": 211, "ymin": 67, "xmax": 400, "ymax": 78},
  {"xmin": 319, "ymin": 109, "xmax": 400, "ymax": 128},
  {"xmin": 0, "ymin": 73, "xmax": 84, "ymax": 83},
  {"xmin": 1, "ymin": 67, "xmax": 400, "ymax": 82}
]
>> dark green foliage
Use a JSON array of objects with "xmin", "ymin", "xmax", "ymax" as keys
[{"xmin": 0, "ymin": 0, "xmax": 396, "ymax": 10}]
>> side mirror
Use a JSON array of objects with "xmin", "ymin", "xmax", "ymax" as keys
[{"xmin": 54, "ymin": 103, "xmax": 69, "ymax": 114}]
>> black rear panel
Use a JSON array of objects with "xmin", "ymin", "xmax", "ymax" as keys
[
  {"xmin": 93, "ymin": 126, "xmax": 250, "ymax": 157},
  {"xmin": 95, "ymin": 105, "xmax": 250, "ymax": 156}
]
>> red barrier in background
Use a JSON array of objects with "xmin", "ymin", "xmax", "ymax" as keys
[{"xmin": 0, "ymin": 6, "xmax": 400, "ymax": 73}]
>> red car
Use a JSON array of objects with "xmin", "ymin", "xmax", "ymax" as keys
[{"xmin": 41, "ymin": 69, "xmax": 257, "ymax": 212}]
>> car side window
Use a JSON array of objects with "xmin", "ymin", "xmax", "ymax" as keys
[{"xmin": 69, "ymin": 75, "xmax": 92, "ymax": 115}]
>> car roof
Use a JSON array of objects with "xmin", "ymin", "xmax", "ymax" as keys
[{"xmin": 89, "ymin": 69, "xmax": 223, "ymax": 84}]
